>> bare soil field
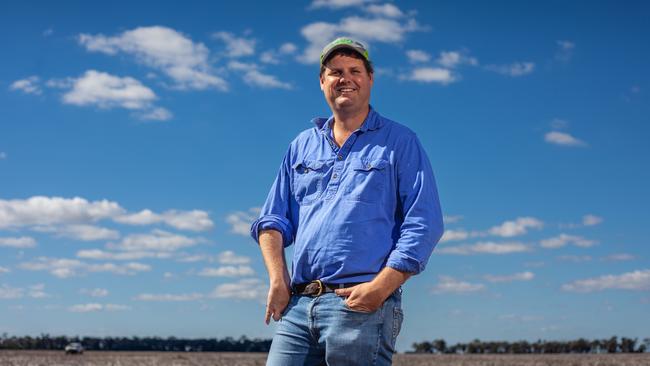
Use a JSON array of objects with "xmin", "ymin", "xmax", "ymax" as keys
[{"xmin": 0, "ymin": 350, "xmax": 649, "ymax": 366}]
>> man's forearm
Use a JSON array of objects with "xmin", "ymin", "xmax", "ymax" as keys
[
  {"xmin": 370, "ymin": 266, "xmax": 411, "ymax": 299},
  {"xmin": 259, "ymin": 229, "xmax": 290, "ymax": 286}
]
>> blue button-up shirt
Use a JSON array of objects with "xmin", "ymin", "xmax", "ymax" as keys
[{"xmin": 250, "ymin": 107, "xmax": 443, "ymax": 285}]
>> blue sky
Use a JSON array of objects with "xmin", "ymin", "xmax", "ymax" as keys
[{"xmin": 1, "ymin": 0, "xmax": 649, "ymax": 351}]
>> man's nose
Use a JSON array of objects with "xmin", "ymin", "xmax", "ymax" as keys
[{"xmin": 337, "ymin": 72, "xmax": 352, "ymax": 83}]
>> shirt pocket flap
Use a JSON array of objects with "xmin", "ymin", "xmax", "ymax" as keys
[
  {"xmin": 292, "ymin": 159, "xmax": 329, "ymax": 173},
  {"xmin": 351, "ymin": 158, "xmax": 389, "ymax": 172}
]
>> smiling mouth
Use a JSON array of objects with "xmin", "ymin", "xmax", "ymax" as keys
[{"xmin": 336, "ymin": 87, "xmax": 356, "ymax": 93}]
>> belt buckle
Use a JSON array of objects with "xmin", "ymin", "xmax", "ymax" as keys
[{"xmin": 311, "ymin": 279, "xmax": 324, "ymax": 297}]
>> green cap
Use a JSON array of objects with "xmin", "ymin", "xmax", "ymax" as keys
[{"xmin": 320, "ymin": 37, "xmax": 370, "ymax": 65}]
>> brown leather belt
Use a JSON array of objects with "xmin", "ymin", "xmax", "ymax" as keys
[{"xmin": 293, "ymin": 280, "xmax": 362, "ymax": 297}]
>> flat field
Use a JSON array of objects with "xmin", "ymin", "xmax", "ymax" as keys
[{"xmin": 1, "ymin": 351, "xmax": 649, "ymax": 366}]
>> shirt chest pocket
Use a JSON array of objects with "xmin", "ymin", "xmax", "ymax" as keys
[
  {"xmin": 292, "ymin": 159, "xmax": 330, "ymax": 205},
  {"xmin": 344, "ymin": 158, "xmax": 389, "ymax": 203}
]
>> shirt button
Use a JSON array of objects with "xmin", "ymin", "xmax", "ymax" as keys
[
  {"xmin": 337, "ymin": 154, "xmax": 343, "ymax": 160},
  {"xmin": 332, "ymin": 173, "xmax": 337, "ymax": 179}
]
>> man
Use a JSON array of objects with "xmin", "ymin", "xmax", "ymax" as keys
[{"xmin": 250, "ymin": 37, "xmax": 444, "ymax": 365}]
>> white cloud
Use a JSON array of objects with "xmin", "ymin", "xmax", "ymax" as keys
[
  {"xmin": 299, "ymin": 16, "xmax": 422, "ymax": 64},
  {"xmin": 310, "ymin": 0, "xmax": 375, "ymax": 9},
  {"xmin": 365, "ymin": 3, "xmax": 404, "ymax": 18},
  {"xmin": 62, "ymin": 70, "xmax": 157, "ymax": 110},
  {"xmin": 176, "ymin": 254, "xmax": 210, "ymax": 263},
  {"xmin": 19, "ymin": 257, "xmax": 150, "ymax": 278},
  {"xmin": 432, "ymin": 276, "xmax": 485, "ymax": 294},
  {"xmin": 218, "ymin": 250, "xmax": 251, "ymax": 265},
  {"xmin": 603, "ymin": 253, "xmax": 635, "ymax": 262},
  {"xmin": 244, "ymin": 69, "xmax": 292, "ymax": 89},
  {"xmin": 0, "ymin": 284, "xmax": 49, "ymax": 299},
  {"xmin": 557, "ymin": 255, "xmax": 592, "ymax": 263},
  {"xmin": 138, "ymin": 107, "xmax": 173, "ymax": 121},
  {"xmin": 436, "ymin": 51, "xmax": 478, "ymax": 68},
  {"xmin": 34, "ymin": 224, "xmax": 119, "ymax": 241},
  {"xmin": 0, "ymin": 196, "xmax": 122, "ymax": 229},
  {"xmin": 562, "ymin": 269, "xmax": 650, "ymax": 292},
  {"xmin": 260, "ymin": 42, "xmax": 298, "ymax": 65},
  {"xmin": 0, "ymin": 196, "xmax": 213, "ymax": 238},
  {"xmin": 115, "ymin": 209, "xmax": 214, "ymax": 232},
  {"xmin": 437, "ymin": 241, "xmax": 531, "ymax": 255},
  {"xmin": 135, "ymin": 292, "xmax": 204, "ymax": 301},
  {"xmin": 45, "ymin": 77, "xmax": 75, "ymax": 89},
  {"xmin": 107, "ymin": 229, "xmax": 201, "ymax": 252},
  {"xmin": 77, "ymin": 249, "xmax": 171, "ymax": 261},
  {"xmin": 80, "ymin": 288, "xmax": 109, "ymax": 297},
  {"xmin": 443, "ymin": 215, "xmax": 463, "ymax": 224},
  {"xmin": 489, "ymin": 217, "xmax": 543, "ymax": 237},
  {"xmin": 544, "ymin": 131, "xmax": 587, "ymax": 147},
  {"xmin": 406, "ymin": 49, "xmax": 430, "ymax": 63},
  {"xmin": 209, "ymin": 278, "xmax": 267, "ymax": 301},
  {"xmin": 540, "ymin": 234, "xmax": 596, "ymax": 249},
  {"xmin": 212, "ymin": 32, "xmax": 256, "ymax": 58},
  {"xmin": 226, "ymin": 208, "xmax": 260, "ymax": 236},
  {"xmin": 485, "ymin": 62, "xmax": 535, "ymax": 76},
  {"xmin": 9, "ymin": 76, "xmax": 42, "ymax": 95},
  {"xmin": 439, "ymin": 229, "xmax": 470, "ymax": 243},
  {"xmin": 484, "ymin": 271, "xmax": 535, "ymax": 283},
  {"xmin": 198, "ymin": 265, "xmax": 255, "ymax": 277},
  {"xmin": 79, "ymin": 26, "xmax": 227, "ymax": 90},
  {"xmin": 555, "ymin": 40, "xmax": 575, "ymax": 62},
  {"xmin": 582, "ymin": 214, "xmax": 603, "ymax": 226},
  {"xmin": 279, "ymin": 43, "xmax": 297, "ymax": 54},
  {"xmin": 28, "ymin": 284, "xmax": 49, "ymax": 298},
  {"xmin": 405, "ymin": 67, "xmax": 456, "ymax": 84},
  {"xmin": 0, "ymin": 285, "xmax": 24, "ymax": 299},
  {"xmin": 0, "ymin": 236, "xmax": 37, "ymax": 248},
  {"xmin": 69, "ymin": 303, "xmax": 130, "ymax": 312},
  {"xmin": 0, "ymin": 266, "xmax": 10, "ymax": 274},
  {"xmin": 227, "ymin": 61, "xmax": 292, "ymax": 89},
  {"xmin": 437, "ymin": 51, "xmax": 461, "ymax": 68}
]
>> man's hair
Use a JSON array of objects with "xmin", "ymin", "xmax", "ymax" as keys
[{"xmin": 319, "ymin": 48, "xmax": 374, "ymax": 77}]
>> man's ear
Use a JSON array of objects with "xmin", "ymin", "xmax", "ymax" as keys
[{"xmin": 320, "ymin": 74, "xmax": 325, "ymax": 91}]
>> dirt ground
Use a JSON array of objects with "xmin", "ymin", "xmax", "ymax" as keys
[{"xmin": 0, "ymin": 350, "xmax": 649, "ymax": 366}]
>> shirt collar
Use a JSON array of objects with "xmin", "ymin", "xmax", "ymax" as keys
[{"xmin": 311, "ymin": 105, "xmax": 384, "ymax": 133}]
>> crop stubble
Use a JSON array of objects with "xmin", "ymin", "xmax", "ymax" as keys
[{"xmin": 1, "ymin": 351, "xmax": 649, "ymax": 366}]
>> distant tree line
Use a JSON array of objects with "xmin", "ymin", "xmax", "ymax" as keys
[
  {"xmin": 0, "ymin": 334, "xmax": 271, "ymax": 352},
  {"xmin": 411, "ymin": 337, "xmax": 650, "ymax": 354}
]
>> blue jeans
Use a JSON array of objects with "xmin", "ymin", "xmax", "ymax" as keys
[{"xmin": 266, "ymin": 289, "xmax": 404, "ymax": 366}]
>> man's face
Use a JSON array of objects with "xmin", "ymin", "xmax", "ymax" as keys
[{"xmin": 320, "ymin": 54, "xmax": 373, "ymax": 114}]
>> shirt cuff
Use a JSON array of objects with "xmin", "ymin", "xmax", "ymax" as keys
[
  {"xmin": 250, "ymin": 214, "xmax": 294, "ymax": 247},
  {"xmin": 386, "ymin": 251, "xmax": 424, "ymax": 275}
]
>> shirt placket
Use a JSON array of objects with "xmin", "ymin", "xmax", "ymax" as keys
[{"xmin": 323, "ymin": 130, "xmax": 359, "ymax": 201}]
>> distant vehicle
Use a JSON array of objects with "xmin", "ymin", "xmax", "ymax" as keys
[{"xmin": 64, "ymin": 342, "xmax": 84, "ymax": 354}]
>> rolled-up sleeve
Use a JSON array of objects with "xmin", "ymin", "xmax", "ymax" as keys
[
  {"xmin": 386, "ymin": 133, "xmax": 444, "ymax": 274},
  {"xmin": 250, "ymin": 147, "xmax": 296, "ymax": 247}
]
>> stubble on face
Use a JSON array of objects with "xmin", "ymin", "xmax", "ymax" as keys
[{"xmin": 320, "ymin": 54, "xmax": 373, "ymax": 117}]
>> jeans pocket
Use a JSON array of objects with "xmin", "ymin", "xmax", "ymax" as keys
[{"xmin": 342, "ymin": 297, "xmax": 378, "ymax": 315}]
